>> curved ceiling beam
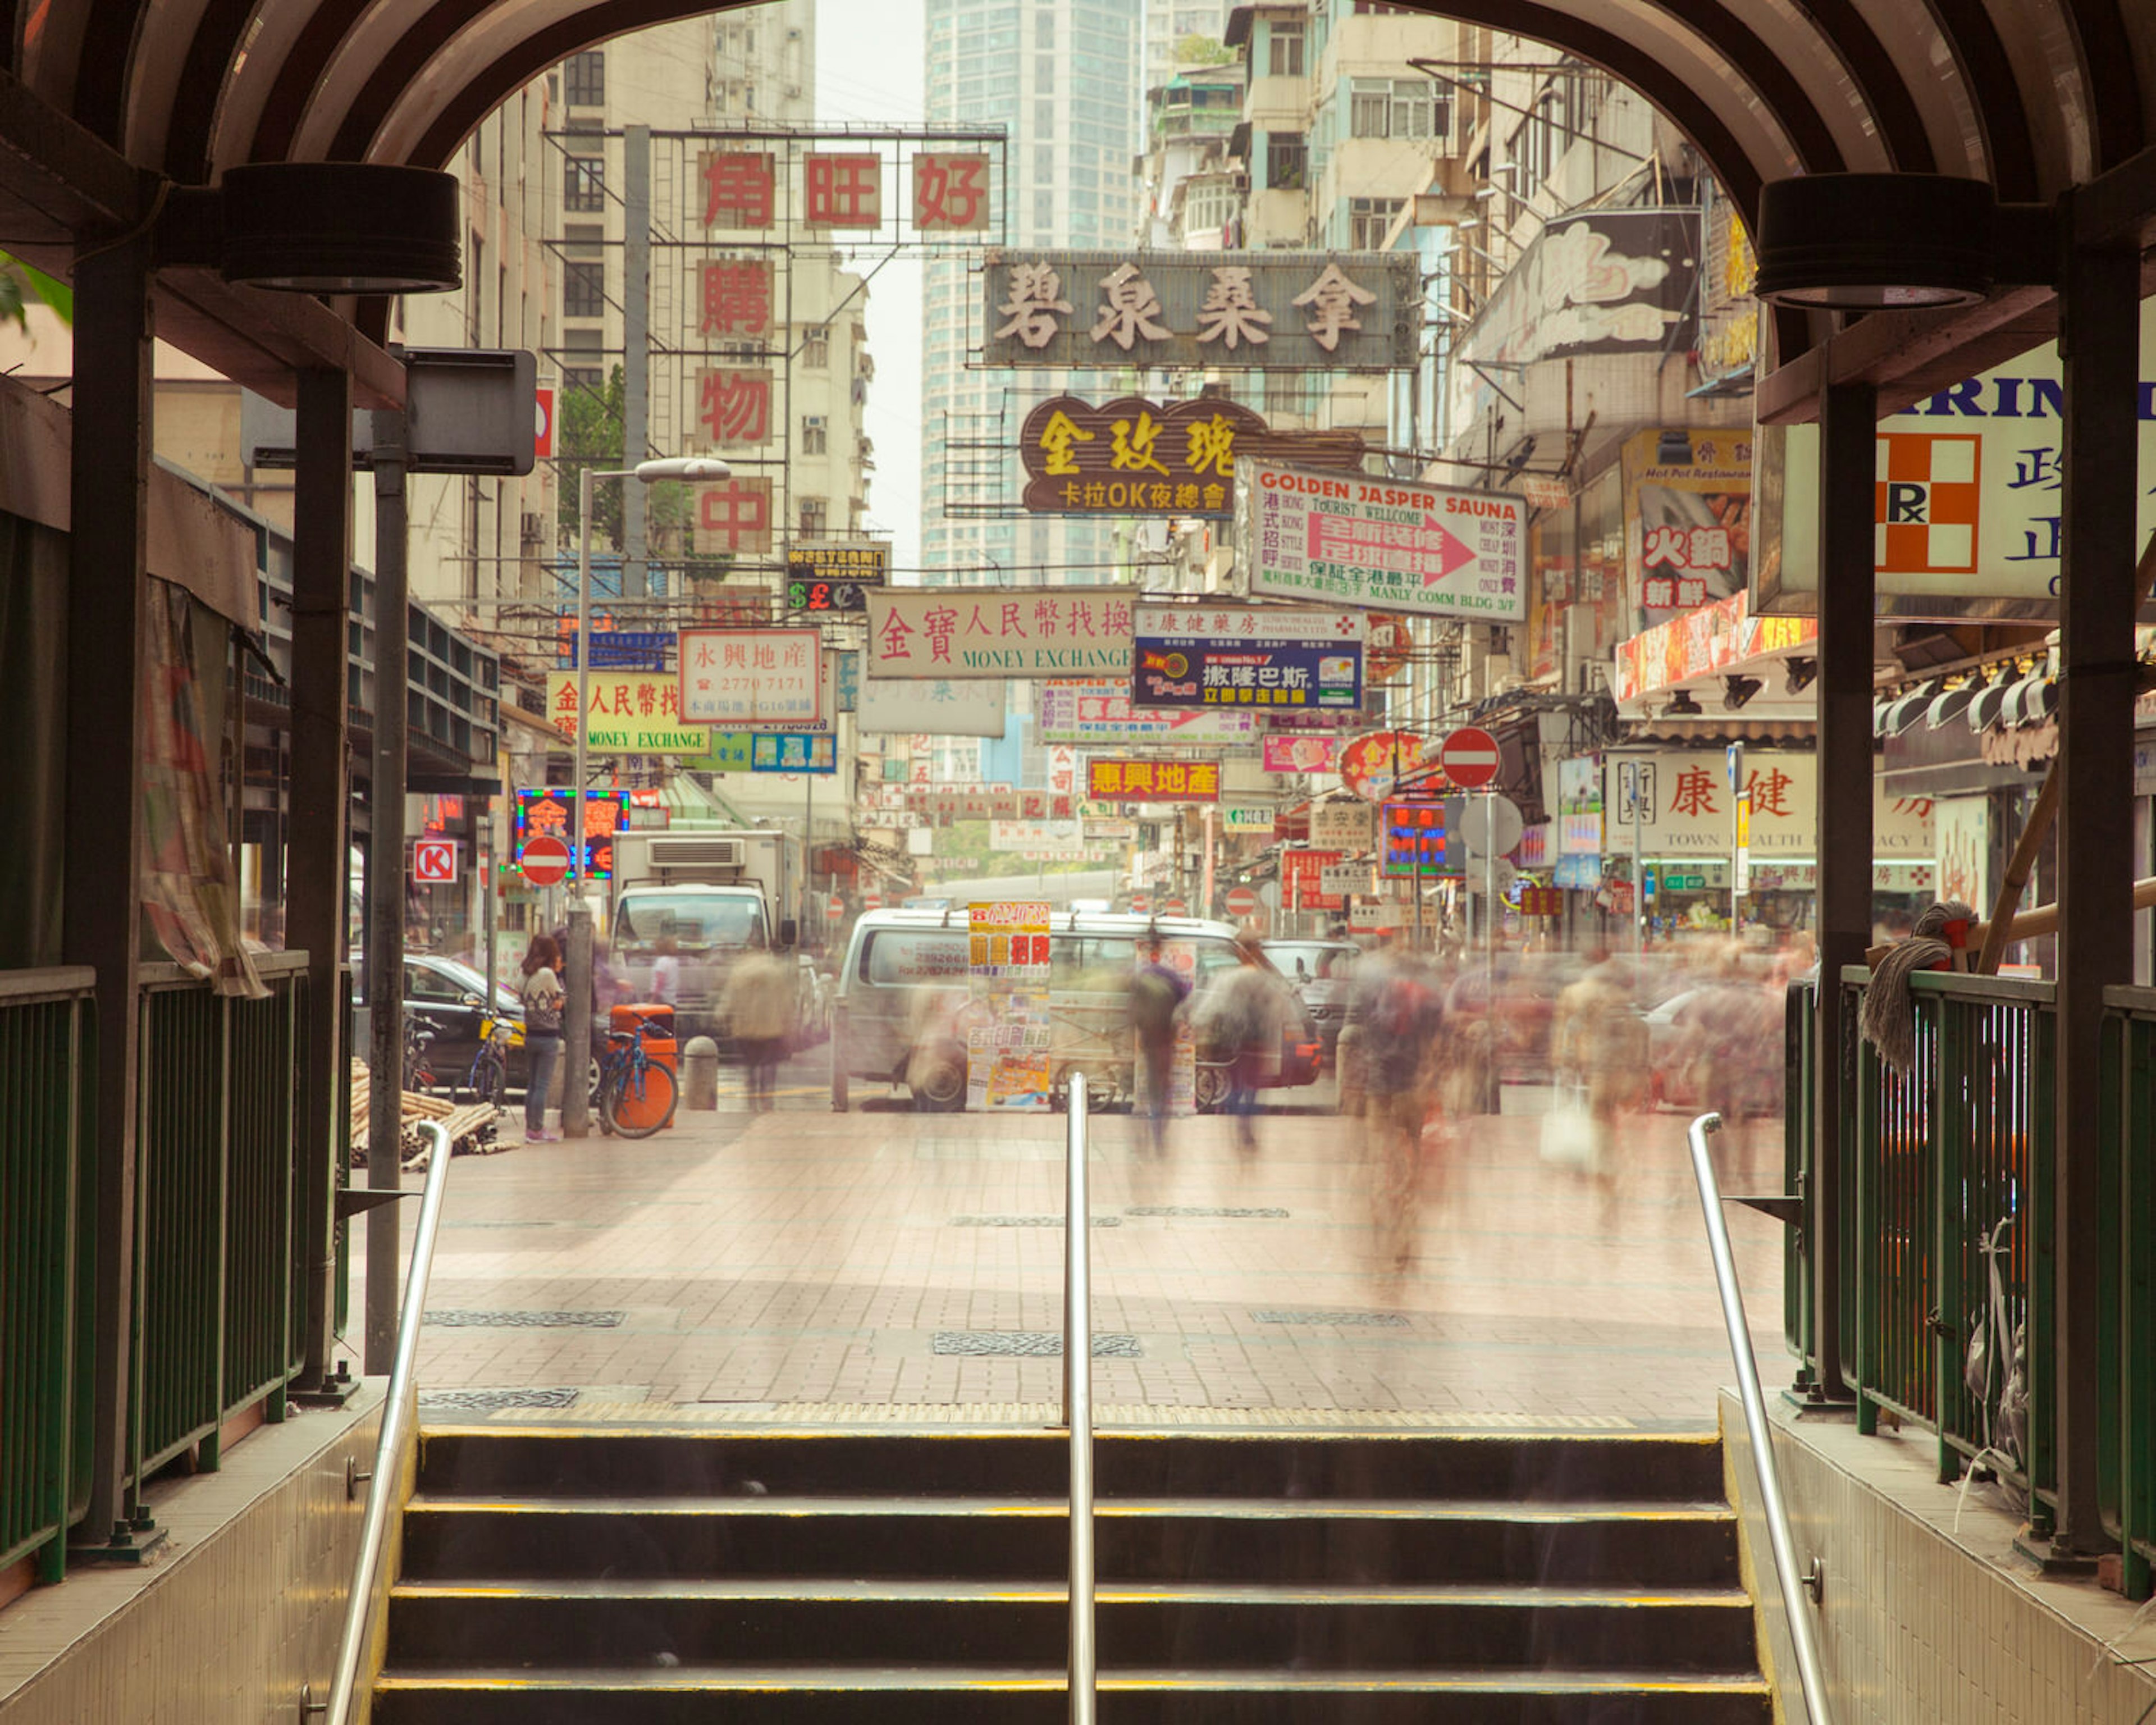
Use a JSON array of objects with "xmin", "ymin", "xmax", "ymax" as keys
[
  {"xmin": 1920, "ymin": 0, "xmax": 2040, "ymax": 200},
  {"xmin": 160, "ymin": 0, "xmax": 263, "ymax": 184},
  {"xmin": 1795, "ymin": 0, "xmax": 1936, "ymax": 171},
  {"xmin": 2063, "ymin": 0, "xmax": 2146, "ymax": 170}
]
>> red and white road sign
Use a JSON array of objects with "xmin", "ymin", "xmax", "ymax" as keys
[
  {"xmin": 1438, "ymin": 725, "xmax": 1501, "ymax": 790},
  {"xmin": 520, "ymin": 834, "xmax": 571, "ymax": 888},
  {"xmin": 1225, "ymin": 886, "xmax": 1259, "ymax": 918},
  {"xmin": 412, "ymin": 839, "xmax": 459, "ymax": 884},
  {"xmin": 535, "ymin": 386, "xmax": 555, "ymax": 460},
  {"xmin": 826, "ymin": 893, "xmax": 847, "ymax": 919},
  {"xmin": 1163, "ymin": 897, "xmax": 1189, "ymax": 916},
  {"xmin": 1129, "ymin": 893, "xmax": 1151, "ymax": 913},
  {"xmin": 862, "ymin": 892, "xmax": 884, "ymax": 912}
]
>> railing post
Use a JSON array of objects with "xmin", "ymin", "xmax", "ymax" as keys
[{"xmin": 1063, "ymin": 1071, "xmax": 1096, "ymax": 1725}]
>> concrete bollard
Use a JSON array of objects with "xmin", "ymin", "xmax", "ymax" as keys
[
  {"xmin": 1336, "ymin": 1024, "xmax": 1364, "ymax": 1118},
  {"xmin": 681, "ymin": 1035, "xmax": 720, "ymax": 1111}
]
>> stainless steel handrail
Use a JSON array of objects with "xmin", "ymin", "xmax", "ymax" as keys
[
  {"xmin": 1062, "ymin": 1072, "xmax": 1097, "ymax": 1725},
  {"xmin": 1685, "ymin": 1112, "xmax": 1836, "ymax": 1725},
  {"xmin": 319, "ymin": 1121, "xmax": 453, "ymax": 1725}
]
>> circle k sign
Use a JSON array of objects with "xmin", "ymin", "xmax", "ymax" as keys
[{"xmin": 412, "ymin": 839, "xmax": 459, "ymax": 884}]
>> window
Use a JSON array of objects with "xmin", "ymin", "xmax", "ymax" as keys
[
  {"xmin": 563, "ymin": 261, "xmax": 603, "ymax": 318},
  {"xmin": 802, "ymin": 326, "xmax": 830, "ymax": 368},
  {"xmin": 1035, "ymin": 100, "xmax": 1056, "ymax": 136},
  {"xmin": 1033, "ymin": 190, "xmax": 1054, "ymax": 233},
  {"xmin": 1350, "ymin": 79, "xmax": 1438, "ymax": 139},
  {"xmin": 1184, "ymin": 179, "xmax": 1237, "ymax": 236},
  {"xmin": 1266, "ymin": 131, "xmax": 1307, "ymax": 190},
  {"xmin": 802, "ymin": 415, "xmax": 828, "ymax": 455},
  {"xmin": 564, "ymin": 366, "xmax": 604, "ymax": 396},
  {"xmin": 1349, "ymin": 195, "xmax": 1405, "ymax": 249},
  {"xmin": 1266, "ymin": 22, "xmax": 1304, "ymax": 77},
  {"xmin": 798, "ymin": 496, "xmax": 827, "ymax": 536},
  {"xmin": 565, "ymin": 156, "xmax": 605, "ymax": 213},
  {"xmin": 1037, "ymin": 55, "xmax": 1055, "ymax": 93},
  {"xmin": 564, "ymin": 52, "xmax": 605, "ymax": 107}
]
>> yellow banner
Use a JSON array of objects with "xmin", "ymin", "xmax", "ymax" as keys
[{"xmin": 544, "ymin": 671, "xmax": 710, "ymax": 754}]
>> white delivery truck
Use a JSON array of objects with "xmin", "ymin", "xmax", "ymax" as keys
[{"xmin": 609, "ymin": 829, "xmax": 803, "ymax": 1043}]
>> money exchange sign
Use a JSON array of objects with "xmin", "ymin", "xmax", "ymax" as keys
[
  {"xmin": 1132, "ymin": 604, "xmax": 1365, "ymax": 713},
  {"xmin": 867, "ymin": 588, "xmax": 1133, "ymax": 678},
  {"xmin": 1020, "ymin": 395, "xmax": 1267, "ymax": 517},
  {"xmin": 1244, "ymin": 461, "xmax": 1527, "ymax": 623},
  {"xmin": 545, "ymin": 672, "xmax": 706, "ymax": 754},
  {"xmin": 786, "ymin": 541, "xmax": 890, "ymax": 613}
]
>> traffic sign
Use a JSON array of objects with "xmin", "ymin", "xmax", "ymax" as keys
[
  {"xmin": 1457, "ymin": 793, "xmax": 1524, "ymax": 857},
  {"xmin": 1438, "ymin": 725, "xmax": 1501, "ymax": 790},
  {"xmin": 1225, "ymin": 885, "xmax": 1259, "ymax": 918},
  {"xmin": 826, "ymin": 893, "xmax": 847, "ymax": 919},
  {"xmin": 862, "ymin": 892, "xmax": 884, "ymax": 912},
  {"xmin": 1129, "ymin": 893, "xmax": 1151, "ymax": 913},
  {"xmin": 412, "ymin": 839, "xmax": 458, "ymax": 884},
  {"xmin": 519, "ymin": 834, "xmax": 570, "ymax": 887},
  {"xmin": 1464, "ymin": 858, "xmax": 1520, "ymax": 898},
  {"xmin": 1163, "ymin": 897, "xmax": 1189, "ymax": 916}
]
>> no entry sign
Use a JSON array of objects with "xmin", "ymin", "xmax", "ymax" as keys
[
  {"xmin": 1439, "ymin": 725, "xmax": 1501, "ymax": 790},
  {"xmin": 520, "ymin": 834, "xmax": 571, "ymax": 888},
  {"xmin": 1225, "ymin": 886, "xmax": 1259, "ymax": 918},
  {"xmin": 412, "ymin": 839, "xmax": 458, "ymax": 884}
]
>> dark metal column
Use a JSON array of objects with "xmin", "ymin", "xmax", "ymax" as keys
[
  {"xmin": 63, "ymin": 229, "xmax": 154, "ymax": 1548},
  {"xmin": 1810, "ymin": 378, "xmax": 1877, "ymax": 1406},
  {"xmin": 289, "ymin": 368, "xmax": 354, "ymax": 1395},
  {"xmin": 2052, "ymin": 211, "xmax": 2139, "ymax": 1555},
  {"xmin": 364, "ymin": 410, "xmax": 410, "ymax": 1375}
]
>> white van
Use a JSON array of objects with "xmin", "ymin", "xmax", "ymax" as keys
[{"xmin": 833, "ymin": 907, "xmax": 1322, "ymax": 1111}]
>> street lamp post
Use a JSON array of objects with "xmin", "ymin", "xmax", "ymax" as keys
[{"xmin": 563, "ymin": 456, "xmax": 728, "ymax": 1137}]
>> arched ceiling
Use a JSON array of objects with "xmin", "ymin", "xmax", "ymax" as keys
[{"xmin": 4, "ymin": 0, "xmax": 2155, "ymax": 409}]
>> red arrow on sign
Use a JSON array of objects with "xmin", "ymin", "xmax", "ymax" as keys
[
  {"xmin": 1439, "ymin": 726, "xmax": 1502, "ymax": 790},
  {"xmin": 1419, "ymin": 516, "xmax": 1478, "ymax": 585}
]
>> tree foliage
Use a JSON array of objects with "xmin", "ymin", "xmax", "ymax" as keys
[
  {"xmin": 0, "ymin": 254, "xmax": 74, "ymax": 331},
  {"xmin": 1175, "ymin": 34, "xmax": 1238, "ymax": 67},
  {"xmin": 554, "ymin": 363, "xmax": 693, "ymax": 555}
]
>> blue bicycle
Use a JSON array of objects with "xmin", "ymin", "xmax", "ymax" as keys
[{"xmin": 596, "ymin": 1010, "xmax": 678, "ymax": 1139}]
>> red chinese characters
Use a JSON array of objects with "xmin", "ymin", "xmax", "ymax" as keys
[
  {"xmin": 695, "ymin": 478, "xmax": 774, "ymax": 554},
  {"xmin": 700, "ymin": 262, "xmax": 772, "ymax": 337},
  {"xmin": 805, "ymin": 153, "xmax": 882, "ymax": 227},
  {"xmin": 697, "ymin": 368, "xmax": 773, "ymax": 445},
  {"xmin": 912, "ymin": 153, "xmax": 990, "ymax": 231},
  {"xmin": 700, "ymin": 151, "xmax": 775, "ymax": 230}
]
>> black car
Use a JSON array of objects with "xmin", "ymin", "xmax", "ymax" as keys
[
  {"xmin": 1261, "ymin": 939, "xmax": 1361, "ymax": 1067},
  {"xmin": 398, "ymin": 953, "xmax": 528, "ymax": 1095}
]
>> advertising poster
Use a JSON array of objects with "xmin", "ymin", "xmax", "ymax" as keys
[
  {"xmin": 1281, "ymin": 848, "xmax": 1345, "ymax": 912},
  {"xmin": 1244, "ymin": 460, "xmax": 1527, "ymax": 623},
  {"xmin": 1086, "ymin": 758, "xmax": 1222, "ymax": 802},
  {"xmin": 545, "ymin": 671, "xmax": 709, "ymax": 754},
  {"xmin": 679, "ymin": 627, "xmax": 823, "ymax": 727},
  {"xmin": 1621, "ymin": 428, "xmax": 1753, "ymax": 629},
  {"xmin": 1131, "ymin": 603, "xmax": 1365, "ymax": 712},
  {"xmin": 1041, "ymin": 680, "xmax": 1257, "ymax": 745},
  {"xmin": 1382, "ymin": 800, "xmax": 1451, "ymax": 878},
  {"xmin": 867, "ymin": 588, "xmax": 1134, "ymax": 678},
  {"xmin": 967, "ymin": 900, "xmax": 1053, "ymax": 1112},
  {"xmin": 1338, "ymin": 731, "xmax": 1429, "ymax": 803},
  {"xmin": 749, "ymin": 733, "xmax": 838, "ymax": 774},
  {"xmin": 857, "ymin": 677, "xmax": 1009, "ymax": 737},
  {"xmin": 1935, "ymin": 795, "xmax": 1991, "ymax": 914},
  {"xmin": 1263, "ymin": 734, "xmax": 1342, "ymax": 774}
]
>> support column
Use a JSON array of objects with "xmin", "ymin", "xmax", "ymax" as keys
[
  {"xmin": 2052, "ymin": 213, "xmax": 2139, "ymax": 1555},
  {"xmin": 289, "ymin": 369, "xmax": 355, "ymax": 1394},
  {"xmin": 1810, "ymin": 378, "xmax": 1876, "ymax": 1406},
  {"xmin": 364, "ymin": 410, "xmax": 410, "ymax": 1375},
  {"xmin": 623, "ymin": 124, "xmax": 651, "ymax": 600},
  {"xmin": 64, "ymin": 230, "xmax": 154, "ymax": 1549}
]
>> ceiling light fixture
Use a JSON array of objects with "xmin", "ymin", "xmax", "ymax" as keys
[
  {"xmin": 1721, "ymin": 674, "xmax": 1762, "ymax": 711},
  {"xmin": 1662, "ymin": 687, "xmax": 1703, "ymax": 717},
  {"xmin": 1783, "ymin": 657, "xmax": 1817, "ymax": 695}
]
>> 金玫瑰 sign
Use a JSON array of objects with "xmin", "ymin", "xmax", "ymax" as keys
[
  {"xmin": 1086, "ymin": 758, "xmax": 1222, "ymax": 804},
  {"xmin": 983, "ymin": 250, "xmax": 1419, "ymax": 372},
  {"xmin": 1243, "ymin": 460, "xmax": 1527, "ymax": 623},
  {"xmin": 679, "ymin": 628, "xmax": 823, "ymax": 727},
  {"xmin": 1131, "ymin": 604, "xmax": 1365, "ymax": 713},
  {"xmin": 867, "ymin": 588, "xmax": 1134, "ymax": 679},
  {"xmin": 1020, "ymin": 396, "xmax": 1267, "ymax": 517}
]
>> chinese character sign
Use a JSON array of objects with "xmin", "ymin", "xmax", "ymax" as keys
[
  {"xmin": 866, "ymin": 588, "xmax": 1135, "ymax": 679},
  {"xmin": 912, "ymin": 153, "xmax": 991, "ymax": 231},
  {"xmin": 678, "ymin": 628, "xmax": 823, "ymax": 727},
  {"xmin": 693, "ymin": 478, "xmax": 774, "ymax": 555},
  {"xmin": 981, "ymin": 249, "xmax": 1419, "ymax": 372},
  {"xmin": 1020, "ymin": 395, "xmax": 1267, "ymax": 517},
  {"xmin": 1131, "ymin": 604, "xmax": 1366, "ymax": 712},
  {"xmin": 804, "ymin": 152, "xmax": 883, "ymax": 227},
  {"xmin": 1598, "ymin": 749, "xmax": 1935, "ymax": 856},
  {"xmin": 856, "ymin": 678, "xmax": 1010, "ymax": 737},
  {"xmin": 750, "ymin": 733, "xmax": 838, "ymax": 774},
  {"xmin": 544, "ymin": 671, "xmax": 709, "ymax": 754},
  {"xmin": 1244, "ymin": 462, "xmax": 1527, "ymax": 623},
  {"xmin": 1620, "ymin": 428, "xmax": 1752, "ymax": 627},
  {"xmin": 1084, "ymin": 759, "xmax": 1222, "ymax": 804},
  {"xmin": 699, "ymin": 150, "xmax": 776, "ymax": 230},
  {"xmin": 696, "ymin": 367, "xmax": 774, "ymax": 446},
  {"xmin": 698, "ymin": 260, "xmax": 772, "ymax": 336},
  {"xmin": 1382, "ymin": 801, "xmax": 1452, "ymax": 878},
  {"xmin": 1281, "ymin": 849, "xmax": 1345, "ymax": 912},
  {"xmin": 515, "ymin": 788, "xmax": 629, "ymax": 880},
  {"xmin": 1038, "ymin": 680, "xmax": 1257, "ymax": 745}
]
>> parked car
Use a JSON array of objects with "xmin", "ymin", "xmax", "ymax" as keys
[
  {"xmin": 1261, "ymin": 939, "xmax": 1361, "ymax": 1067},
  {"xmin": 398, "ymin": 953, "xmax": 528, "ymax": 1096}
]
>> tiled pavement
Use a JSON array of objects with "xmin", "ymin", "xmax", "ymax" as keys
[{"xmin": 369, "ymin": 1059, "xmax": 1791, "ymax": 1434}]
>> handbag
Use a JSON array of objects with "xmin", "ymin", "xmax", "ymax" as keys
[{"xmin": 1539, "ymin": 1084, "xmax": 1600, "ymax": 1173}]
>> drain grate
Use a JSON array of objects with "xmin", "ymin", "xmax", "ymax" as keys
[
  {"xmin": 1250, "ymin": 1309, "xmax": 1410, "ymax": 1328},
  {"xmin": 933, "ymin": 1331, "xmax": 1142, "ymax": 1358},
  {"xmin": 417, "ymin": 1386, "xmax": 582, "ymax": 1412},
  {"xmin": 950, "ymin": 1215, "xmax": 1122, "ymax": 1228},
  {"xmin": 426, "ymin": 1309, "xmax": 626, "ymax": 1329},
  {"xmin": 1126, "ymin": 1206, "xmax": 1290, "ymax": 1220}
]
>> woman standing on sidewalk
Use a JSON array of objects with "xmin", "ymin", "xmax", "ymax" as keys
[{"xmin": 520, "ymin": 934, "xmax": 565, "ymax": 1143}]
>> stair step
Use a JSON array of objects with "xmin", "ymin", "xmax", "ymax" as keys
[
  {"xmin": 383, "ymin": 1577, "xmax": 1761, "ymax": 1672},
  {"xmin": 415, "ymin": 1428, "xmax": 1730, "ymax": 1505},
  {"xmin": 400, "ymin": 1492, "xmax": 1740, "ymax": 1585},
  {"xmin": 373, "ymin": 1664, "xmax": 1775, "ymax": 1724}
]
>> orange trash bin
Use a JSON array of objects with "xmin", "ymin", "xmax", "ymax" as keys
[{"xmin": 609, "ymin": 1002, "xmax": 677, "ymax": 1131}]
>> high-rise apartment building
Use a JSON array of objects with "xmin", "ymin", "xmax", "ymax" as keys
[{"xmin": 919, "ymin": 0, "xmax": 1143, "ymax": 592}]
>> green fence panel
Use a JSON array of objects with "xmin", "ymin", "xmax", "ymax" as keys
[
  {"xmin": 1783, "ymin": 980, "xmax": 1815, "ymax": 1365},
  {"xmin": 222, "ymin": 970, "xmax": 300, "ymax": 1426},
  {"xmin": 0, "ymin": 971, "xmax": 92, "ymax": 1580},
  {"xmin": 2111, "ymin": 992, "xmax": 2156, "ymax": 1595}
]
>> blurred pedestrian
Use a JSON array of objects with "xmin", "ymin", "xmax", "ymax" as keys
[
  {"xmin": 1200, "ymin": 937, "xmax": 1288, "ymax": 1159},
  {"xmin": 1130, "ymin": 935, "xmax": 1191, "ymax": 1155},
  {"xmin": 519, "ymin": 934, "xmax": 565, "ymax": 1144},
  {"xmin": 650, "ymin": 934, "xmax": 681, "ymax": 1008},
  {"xmin": 1349, "ymin": 950, "xmax": 1446, "ymax": 1283},
  {"xmin": 724, "ymin": 949, "xmax": 796, "ymax": 1111},
  {"xmin": 1550, "ymin": 952, "xmax": 1648, "ymax": 1197}
]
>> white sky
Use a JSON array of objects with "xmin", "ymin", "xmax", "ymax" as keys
[{"xmin": 815, "ymin": 0, "xmax": 928, "ymax": 576}]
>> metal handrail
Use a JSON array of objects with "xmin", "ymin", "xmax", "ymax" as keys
[
  {"xmin": 1686, "ymin": 1112, "xmax": 1836, "ymax": 1725},
  {"xmin": 313, "ymin": 1121, "xmax": 453, "ymax": 1725},
  {"xmin": 1062, "ymin": 1072, "xmax": 1097, "ymax": 1725}
]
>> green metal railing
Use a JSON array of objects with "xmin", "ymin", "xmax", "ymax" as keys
[
  {"xmin": 2111, "ymin": 987, "xmax": 2156, "ymax": 1596},
  {"xmin": 0, "ymin": 969, "xmax": 95, "ymax": 1583},
  {"xmin": 133, "ymin": 955, "xmax": 312, "ymax": 1484}
]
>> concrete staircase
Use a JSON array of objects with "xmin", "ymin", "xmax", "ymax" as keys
[{"xmin": 371, "ymin": 1427, "xmax": 1773, "ymax": 1723}]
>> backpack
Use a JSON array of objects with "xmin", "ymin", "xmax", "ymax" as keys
[{"xmin": 1131, "ymin": 968, "xmax": 1182, "ymax": 1036}]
